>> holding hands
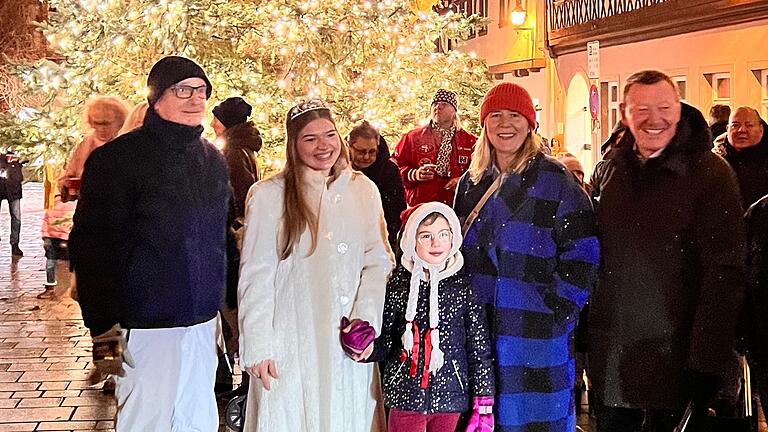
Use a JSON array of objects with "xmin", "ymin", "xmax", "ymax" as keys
[{"xmin": 340, "ymin": 316, "xmax": 375, "ymax": 362}]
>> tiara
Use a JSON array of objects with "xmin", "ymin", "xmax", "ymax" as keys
[{"xmin": 288, "ymin": 99, "xmax": 331, "ymax": 121}]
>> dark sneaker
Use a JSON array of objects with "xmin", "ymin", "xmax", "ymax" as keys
[{"xmin": 11, "ymin": 246, "xmax": 23, "ymax": 257}]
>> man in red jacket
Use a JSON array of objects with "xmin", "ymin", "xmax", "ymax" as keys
[{"xmin": 393, "ymin": 89, "xmax": 477, "ymax": 206}]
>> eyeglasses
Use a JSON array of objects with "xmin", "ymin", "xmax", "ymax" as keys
[
  {"xmin": 169, "ymin": 85, "xmax": 208, "ymax": 99},
  {"xmin": 349, "ymin": 145, "xmax": 377, "ymax": 157},
  {"xmin": 417, "ymin": 229, "xmax": 452, "ymax": 246}
]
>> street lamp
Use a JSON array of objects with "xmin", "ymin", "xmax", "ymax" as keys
[{"xmin": 510, "ymin": 0, "xmax": 526, "ymax": 26}]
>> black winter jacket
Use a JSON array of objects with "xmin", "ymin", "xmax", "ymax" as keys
[
  {"xmin": 743, "ymin": 197, "xmax": 768, "ymax": 372},
  {"xmin": 0, "ymin": 152, "xmax": 23, "ymax": 201},
  {"xmin": 722, "ymin": 117, "xmax": 768, "ymax": 210},
  {"xmin": 369, "ymin": 266, "xmax": 494, "ymax": 414},
  {"xmin": 221, "ymin": 121, "xmax": 262, "ymax": 219},
  {"xmin": 589, "ymin": 103, "xmax": 747, "ymax": 409},
  {"xmin": 358, "ymin": 136, "xmax": 407, "ymax": 251},
  {"xmin": 69, "ymin": 108, "xmax": 230, "ymax": 335}
]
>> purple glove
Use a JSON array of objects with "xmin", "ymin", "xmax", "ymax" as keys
[
  {"xmin": 339, "ymin": 316, "xmax": 375, "ymax": 357},
  {"xmin": 466, "ymin": 396, "xmax": 494, "ymax": 432}
]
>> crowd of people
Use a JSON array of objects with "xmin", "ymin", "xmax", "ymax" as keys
[{"xmin": 18, "ymin": 54, "xmax": 768, "ymax": 432}]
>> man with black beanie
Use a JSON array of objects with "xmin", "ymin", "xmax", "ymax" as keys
[
  {"xmin": 210, "ymin": 96, "xmax": 261, "ymax": 395},
  {"xmin": 212, "ymin": 96, "xmax": 262, "ymax": 219},
  {"xmin": 69, "ymin": 56, "xmax": 229, "ymax": 431}
]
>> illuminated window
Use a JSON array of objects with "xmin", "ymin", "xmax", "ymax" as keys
[
  {"xmin": 709, "ymin": 72, "xmax": 731, "ymax": 105},
  {"xmin": 672, "ymin": 75, "xmax": 687, "ymax": 102}
]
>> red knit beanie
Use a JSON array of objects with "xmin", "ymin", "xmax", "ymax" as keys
[{"xmin": 480, "ymin": 82, "xmax": 536, "ymax": 128}]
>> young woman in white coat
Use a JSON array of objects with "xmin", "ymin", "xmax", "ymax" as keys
[{"xmin": 237, "ymin": 99, "xmax": 394, "ymax": 432}]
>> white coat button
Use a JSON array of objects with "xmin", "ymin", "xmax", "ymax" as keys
[
  {"xmin": 333, "ymin": 194, "xmax": 342, "ymax": 203},
  {"xmin": 340, "ymin": 295, "xmax": 350, "ymax": 305},
  {"xmin": 337, "ymin": 242, "xmax": 348, "ymax": 254}
]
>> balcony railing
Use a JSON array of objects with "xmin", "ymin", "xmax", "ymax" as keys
[
  {"xmin": 547, "ymin": 0, "xmax": 768, "ymax": 56},
  {"xmin": 549, "ymin": 0, "xmax": 668, "ymax": 32}
]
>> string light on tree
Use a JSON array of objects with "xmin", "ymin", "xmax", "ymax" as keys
[{"xmin": 0, "ymin": 0, "xmax": 491, "ymax": 176}]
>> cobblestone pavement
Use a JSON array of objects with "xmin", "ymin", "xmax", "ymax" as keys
[
  {"xmin": 0, "ymin": 183, "xmax": 115, "ymax": 431},
  {"xmin": 0, "ymin": 183, "xmax": 763, "ymax": 432}
]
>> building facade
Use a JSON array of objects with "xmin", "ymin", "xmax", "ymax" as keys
[{"xmin": 459, "ymin": 0, "xmax": 768, "ymax": 177}]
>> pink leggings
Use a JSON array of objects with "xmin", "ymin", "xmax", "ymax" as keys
[{"xmin": 388, "ymin": 409, "xmax": 461, "ymax": 432}]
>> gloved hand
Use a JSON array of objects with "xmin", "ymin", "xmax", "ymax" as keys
[
  {"xmin": 682, "ymin": 368, "xmax": 722, "ymax": 408},
  {"xmin": 90, "ymin": 324, "xmax": 134, "ymax": 382},
  {"xmin": 339, "ymin": 316, "xmax": 375, "ymax": 358},
  {"xmin": 466, "ymin": 396, "xmax": 494, "ymax": 432}
]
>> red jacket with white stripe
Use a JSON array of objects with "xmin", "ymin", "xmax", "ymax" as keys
[{"xmin": 392, "ymin": 125, "xmax": 476, "ymax": 207}]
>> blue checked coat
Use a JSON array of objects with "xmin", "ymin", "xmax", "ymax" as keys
[{"xmin": 454, "ymin": 153, "xmax": 599, "ymax": 432}]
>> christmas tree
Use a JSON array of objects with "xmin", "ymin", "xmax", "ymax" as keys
[{"xmin": 0, "ymin": 0, "xmax": 491, "ymax": 175}]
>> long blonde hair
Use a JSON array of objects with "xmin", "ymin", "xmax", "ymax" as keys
[
  {"xmin": 467, "ymin": 125, "xmax": 541, "ymax": 184},
  {"xmin": 279, "ymin": 108, "xmax": 349, "ymax": 260},
  {"xmin": 118, "ymin": 102, "xmax": 149, "ymax": 136}
]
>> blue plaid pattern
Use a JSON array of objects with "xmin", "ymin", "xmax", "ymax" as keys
[{"xmin": 455, "ymin": 154, "xmax": 599, "ymax": 432}]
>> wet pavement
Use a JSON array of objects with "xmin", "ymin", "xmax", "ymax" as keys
[{"xmin": 0, "ymin": 183, "xmax": 114, "ymax": 431}]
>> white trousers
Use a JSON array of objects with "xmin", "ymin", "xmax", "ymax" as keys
[{"xmin": 115, "ymin": 317, "xmax": 219, "ymax": 432}]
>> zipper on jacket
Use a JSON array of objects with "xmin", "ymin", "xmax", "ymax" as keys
[
  {"xmin": 387, "ymin": 360, "xmax": 406, "ymax": 387},
  {"xmin": 452, "ymin": 359, "xmax": 465, "ymax": 392}
]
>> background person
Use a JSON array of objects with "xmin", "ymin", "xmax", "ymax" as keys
[
  {"xmin": 0, "ymin": 148, "xmax": 24, "ymax": 256},
  {"xmin": 59, "ymin": 96, "xmax": 129, "ymax": 200},
  {"xmin": 348, "ymin": 120, "xmax": 406, "ymax": 251},
  {"xmin": 393, "ymin": 89, "xmax": 476, "ymax": 207}
]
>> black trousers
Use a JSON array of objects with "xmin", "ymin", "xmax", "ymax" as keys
[{"xmin": 595, "ymin": 404, "xmax": 684, "ymax": 432}]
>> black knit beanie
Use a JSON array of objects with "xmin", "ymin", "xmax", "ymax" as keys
[
  {"xmin": 213, "ymin": 97, "xmax": 253, "ymax": 129},
  {"xmin": 146, "ymin": 56, "xmax": 212, "ymax": 106}
]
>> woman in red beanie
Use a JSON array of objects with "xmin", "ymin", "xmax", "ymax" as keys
[{"xmin": 453, "ymin": 82, "xmax": 600, "ymax": 432}]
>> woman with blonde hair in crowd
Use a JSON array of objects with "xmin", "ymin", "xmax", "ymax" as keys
[
  {"xmin": 453, "ymin": 82, "xmax": 599, "ymax": 432},
  {"xmin": 117, "ymin": 101, "xmax": 149, "ymax": 136},
  {"xmin": 237, "ymin": 99, "xmax": 393, "ymax": 431},
  {"xmin": 59, "ymin": 95, "xmax": 130, "ymax": 199}
]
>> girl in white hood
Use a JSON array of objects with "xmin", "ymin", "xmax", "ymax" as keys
[{"xmin": 367, "ymin": 201, "xmax": 495, "ymax": 432}]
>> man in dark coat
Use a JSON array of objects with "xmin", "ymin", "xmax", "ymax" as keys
[
  {"xmin": 743, "ymin": 196, "xmax": 768, "ymax": 423},
  {"xmin": 0, "ymin": 149, "xmax": 23, "ymax": 256},
  {"xmin": 720, "ymin": 106, "xmax": 768, "ymax": 210},
  {"xmin": 709, "ymin": 104, "xmax": 731, "ymax": 146},
  {"xmin": 589, "ymin": 70, "xmax": 747, "ymax": 431},
  {"xmin": 348, "ymin": 121, "xmax": 406, "ymax": 251},
  {"xmin": 212, "ymin": 96, "xmax": 262, "ymax": 220},
  {"xmin": 211, "ymin": 96, "xmax": 261, "ymax": 393},
  {"xmin": 69, "ymin": 56, "xmax": 230, "ymax": 431}
]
